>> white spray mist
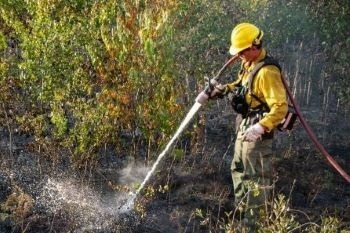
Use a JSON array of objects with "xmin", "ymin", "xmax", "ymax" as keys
[{"xmin": 120, "ymin": 102, "xmax": 203, "ymax": 211}]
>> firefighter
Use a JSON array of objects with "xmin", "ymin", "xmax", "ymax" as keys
[
  {"xmin": 198, "ymin": 22, "xmax": 288, "ymax": 229},
  {"xmin": 229, "ymin": 22, "xmax": 288, "ymax": 229}
]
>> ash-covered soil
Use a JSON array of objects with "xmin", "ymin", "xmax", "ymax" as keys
[{"xmin": 0, "ymin": 104, "xmax": 349, "ymax": 232}]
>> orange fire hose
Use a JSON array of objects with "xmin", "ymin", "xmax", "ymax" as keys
[
  {"xmin": 280, "ymin": 75, "xmax": 350, "ymax": 183},
  {"xmin": 215, "ymin": 56, "xmax": 350, "ymax": 183},
  {"xmin": 212, "ymin": 55, "xmax": 239, "ymax": 81}
]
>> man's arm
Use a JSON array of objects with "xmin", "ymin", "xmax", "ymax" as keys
[{"xmin": 257, "ymin": 65, "xmax": 288, "ymax": 131}]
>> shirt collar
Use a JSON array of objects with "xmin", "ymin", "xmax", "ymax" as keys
[
  {"xmin": 254, "ymin": 48, "xmax": 266, "ymax": 64},
  {"xmin": 243, "ymin": 48, "xmax": 267, "ymax": 70}
]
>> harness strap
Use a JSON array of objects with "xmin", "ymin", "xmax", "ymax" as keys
[{"xmin": 246, "ymin": 56, "xmax": 281, "ymax": 112}]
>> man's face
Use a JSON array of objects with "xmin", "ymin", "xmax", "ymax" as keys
[{"xmin": 238, "ymin": 46, "xmax": 261, "ymax": 62}]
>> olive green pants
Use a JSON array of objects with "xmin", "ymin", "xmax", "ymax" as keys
[{"xmin": 231, "ymin": 118, "xmax": 273, "ymax": 226}]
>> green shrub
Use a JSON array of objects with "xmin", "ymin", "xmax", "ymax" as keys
[{"xmin": 0, "ymin": 0, "xmax": 184, "ymax": 163}]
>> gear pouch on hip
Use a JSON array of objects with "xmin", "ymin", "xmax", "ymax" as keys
[{"xmin": 228, "ymin": 85, "xmax": 249, "ymax": 116}]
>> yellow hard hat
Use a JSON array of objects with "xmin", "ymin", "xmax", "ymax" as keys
[{"xmin": 229, "ymin": 23, "xmax": 264, "ymax": 55}]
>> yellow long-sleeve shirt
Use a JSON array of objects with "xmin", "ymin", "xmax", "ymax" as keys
[{"xmin": 226, "ymin": 49, "xmax": 288, "ymax": 131}]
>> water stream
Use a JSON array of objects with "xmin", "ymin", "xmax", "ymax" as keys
[{"xmin": 120, "ymin": 102, "xmax": 202, "ymax": 211}]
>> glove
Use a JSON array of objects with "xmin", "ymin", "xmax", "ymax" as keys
[
  {"xmin": 209, "ymin": 84, "xmax": 227, "ymax": 99},
  {"xmin": 243, "ymin": 123, "xmax": 265, "ymax": 142},
  {"xmin": 196, "ymin": 84, "xmax": 227, "ymax": 104},
  {"xmin": 195, "ymin": 91, "xmax": 209, "ymax": 104},
  {"xmin": 196, "ymin": 77, "xmax": 228, "ymax": 104},
  {"xmin": 203, "ymin": 77, "xmax": 226, "ymax": 98}
]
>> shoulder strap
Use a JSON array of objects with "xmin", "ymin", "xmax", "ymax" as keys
[
  {"xmin": 246, "ymin": 56, "xmax": 281, "ymax": 111},
  {"xmin": 247, "ymin": 56, "xmax": 281, "ymax": 92}
]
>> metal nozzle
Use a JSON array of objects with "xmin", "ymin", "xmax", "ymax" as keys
[{"xmin": 195, "ymin": 91, "xmax": 209, "ymax": 105}]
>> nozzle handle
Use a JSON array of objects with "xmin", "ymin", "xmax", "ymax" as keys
[
  {"xmin": 196, "ymin": 55, "xmax": 239, "ymax": 105},
  {"xmin": 195, "ymin": 91, "xmax": 209, "ymax": 105}
]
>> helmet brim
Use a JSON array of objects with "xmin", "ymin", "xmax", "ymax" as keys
[
  {"xmin": 229, "ymin": 45, "xmax": 249, "ymax": 56},
  {"xmin": 229, "ymin": 46, "xmax": 237, "ymax": 55}
]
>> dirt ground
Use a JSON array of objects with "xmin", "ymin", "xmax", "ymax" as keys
[{"xmin": 0, "ymin": 102, "xmax": 349, "ymax": 233}]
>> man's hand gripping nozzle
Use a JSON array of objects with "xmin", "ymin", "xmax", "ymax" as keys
[
  {"xmin": 195, "ymin": 77, "xmax": 226, "ymax": 105},
  {"xmin": 195, "ymin": 55, "xmax": 239, "ymax": 105},
  {"xmin": 196, "ymin": 76, "xmax": 214, "ymax": 105}
]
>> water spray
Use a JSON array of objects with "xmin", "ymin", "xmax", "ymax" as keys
[{"xmin": 119, "ymin": 102, "xmax": 202, "ymax": 211}]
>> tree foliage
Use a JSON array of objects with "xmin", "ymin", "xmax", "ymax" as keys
[
  {"xmin": 0, "ymin": 0, "xmax": 183, "ymax": 164},
  {"xmin": 0, "ymin": 0, "xmax": 349, "ymax": 165}
]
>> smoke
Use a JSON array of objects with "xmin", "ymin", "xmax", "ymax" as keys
[{"xmin": 118, "ymin": 162, "xmax": 151, "ymax": 185}]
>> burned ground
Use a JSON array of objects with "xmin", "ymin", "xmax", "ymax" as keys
[{"xmin": 0, "ymin": 101, "xmax": 349, "ymax": 233}]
